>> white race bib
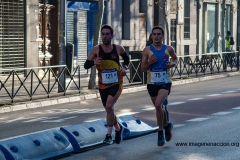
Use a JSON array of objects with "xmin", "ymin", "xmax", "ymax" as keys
[
  {"xmin": 102, "ymin": 69, "xmax": 118, "ymax": 84},
  {"xmin": 150, "ymin": 69, "xmax": 167, "ymax": 83}
]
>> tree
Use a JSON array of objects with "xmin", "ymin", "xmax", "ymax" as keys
[
  {"xmin": 154, "ymin": 0, "xmax": 174, "ymax": 44},
  {"xmin": 88, "ymin": 0, "xmax": 104, "ymax": 89}
]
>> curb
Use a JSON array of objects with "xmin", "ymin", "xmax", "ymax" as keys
[{"xmin": 0, "ymin": 71, "xmax": 239, "ymax": 114}]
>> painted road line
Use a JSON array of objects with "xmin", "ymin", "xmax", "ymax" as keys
[
  {"xmin": 211, "ymin": 111, "xmax": 233, "ymax": 116},
  {"xmin": 84, "ymin": 118, "xmax": 102, "ymax": 123},
  {"xmin": 222, "ymin": 91, "xmax": 236, "ymax": 94},
  {"xmin": 23, "ymin": 117, "xmax": 60, "ymax": 123},
  {"xmin": 41, "ymin": 116, "xmax": 78, "ymax": 123},
  {"xmin": 5, "ymin": 117, "xmax": 25, "ymax": 123},
  {"xmin": 142, "ymin": 108, "xmax": 155, "ymax": 111},
  {"xmin": 117, "ymin": 112, "xmax": 139, "ymax": 117},
  {"xmin": 206, "ymin": 94, "xmax": 221, "ymax": 97},
  {"xmin": 188, "ymin": 98, "xmax": 204, "ymax": 101},
  {"xmin": 174, "ymin": 124, "xmax": 186, "ymax": 128},
  {"xmin": 168, "ymin": 102, "xmax": 185, "ymax": 105},
  {"xmin": 187, "ymin": 118, "xmax": 210, "ymax": 122}
]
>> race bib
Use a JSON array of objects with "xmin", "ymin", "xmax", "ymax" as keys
[
  {"xmin": 102, "ymin": 69, "xmax": 118, "ymax": 84},
  {"xmin": 150, "ymin": 69, "xmax": 167, "ymax": 83}
]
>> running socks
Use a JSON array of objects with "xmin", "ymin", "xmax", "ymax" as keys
[
  {"xmin": 107, "ymin": 126, "xmax": 113, "ymax": 135},
  {"xmin": 114, "ymin": 123, "xmax": 121, "ymax": 132}
]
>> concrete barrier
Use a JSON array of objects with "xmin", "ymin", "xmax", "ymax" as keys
[
  {"xmin": 60, "ymin": 119, "xmax": 111, "ymax": 152},
  {"xmin": 118, "ymin": 115, "xmax": 158, "ymax": 139},
  {"xmin": 0, "ymin": 128, "xmax": 73, "ymax": 160}
]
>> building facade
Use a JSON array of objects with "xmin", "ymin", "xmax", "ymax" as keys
[
  {"xmin": 154, "ymin": 0, "xmax": 238, "ymax": 57},
  {"xmin": 0, "ymin": 0, "xmax": 238, "ymax": 76}
]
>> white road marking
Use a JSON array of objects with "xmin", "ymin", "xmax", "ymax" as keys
[
  {"xmin": 187, "ymin": 118, "xmax": 210, "ymax": 122},
  {"xmin": 31, "ymin": 109, "xmax": 105, "ymax": 115},
  {"xmin": 117, "ymin": 112, "xmax": 139, "ymax": 117},
  {"xmin": 5, "ymin": 117, "xmax": 25, "ymax": 123},
  {"xmin": 174, "ymin": 124, "xmax": 186, "ymax": 128},
  {"xmin": 188, "ymin": 98, "xmax": 203, "ymax": 101},
  {"xmin": 41, "ymin": 116, "xmax": 78, "ymax": 123},
  {"xmin": 211, "ymin": 111, "xmax": 233, "ymax": 116},
  {"xmin": 222, "ymin": 91, "xmax": 236, "ymax": 94},
  {"xmin": 23, "ymin": 117, "xmax": 59, "ymax": 123},
  {"xmin": 84, "ymin": 118, "xmax": 102, "ymax": 122},
  {"xmin": 168, "ymin": 102, "xmax": 185, "ymax": 105},
  {"xmin": 232, "ymin": 106, "xmax": 240, "ymax": 109},
  {"xmin": 207, "ymin": 94, "xmax": 221, "ymax": 97},
  {"xmin": 142, "ymin": 108, "xmax": 155, "ymax": 111}
]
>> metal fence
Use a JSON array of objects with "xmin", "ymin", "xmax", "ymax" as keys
[{"xmin": 0, "ymin": 51, "xmax": 239, "ymax": 104}]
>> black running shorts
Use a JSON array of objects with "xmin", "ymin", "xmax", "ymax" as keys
[
  {"xmin": 147, "ymin": 83, "xmax": 172, "ymax": 97},
  {"xmin": 99, "ymin": 84, "xmax": 122, "ymax": 107}
]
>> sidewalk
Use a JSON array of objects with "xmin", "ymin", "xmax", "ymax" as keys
[{"xmin": 0, "ymin": 71, "xmax": 239, "ymax": 114}]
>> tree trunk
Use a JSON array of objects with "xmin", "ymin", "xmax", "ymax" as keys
[
  {"xmin": 163, "ymin": 0, "xmax": 169, "ymax": 45},
  {"xmin": 88, "ymin": 0, "xmax": 104, "ymax": 89}
]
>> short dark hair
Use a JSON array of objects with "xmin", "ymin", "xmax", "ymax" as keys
[
  {"xmin": 227, "ymin": 31, "xmax": 231, "ymax": 35},
  {"xmin": 152, "ymin": 26, "xmax": 164, "ymax": 36},
  {"xmin": 101, "ymin": 24, "xmax": 114, "ymax": 35}
]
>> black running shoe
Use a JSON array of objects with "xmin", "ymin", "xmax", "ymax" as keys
[
  {"xmin": 165, "ymin": 122, "xmax": 173, "ymax": 142},
  {"xmin": 115, "ymin": 126, "xmax": 123, "ymax": 144},
  {"xmin": 158, "ymin": 130, "xmax": 165, "ymax": 146},
  {"xmin": 103, "ymin": 134, "xmax": 113, "ymax": 145}
]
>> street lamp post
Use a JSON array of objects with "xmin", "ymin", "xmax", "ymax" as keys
[{"xmin": 58, "ymin": 0, "xmax": 66, "ymax": 92}]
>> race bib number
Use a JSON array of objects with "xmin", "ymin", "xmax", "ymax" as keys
[
  {"xmin": 102, "ymin": 69, "xmax": 118, "ymax": 84},
  {"xmin": 150, "ymin": 69, "xmax": 167, "ymax": 83}
]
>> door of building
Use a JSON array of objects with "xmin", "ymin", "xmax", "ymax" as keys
[{"xmin": 38, "ymin": 0, "xmax": 58, "ymax": 69}]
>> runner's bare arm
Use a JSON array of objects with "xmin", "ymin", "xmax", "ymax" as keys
[
  {"xmin": 87, "ymin": 46, "xmax": 98, "ymax": 61},
  {"xmin": 84, "ymin": 46, "xmax": 99, "ymax": 69},
  {"xmin": 141, "ymin": 47, "xmax": 150, "ymax": 72},
  {"xmin": 168, "ymin": 46, "xmax": 177, "ymax": 64},
  {"xmin": 166, "ymin": 46, "xmax": 178, "ymax": 69}
]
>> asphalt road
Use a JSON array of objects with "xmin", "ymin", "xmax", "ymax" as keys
[{"xmin": 0, "ymin": 75, "xmax": 240, "ymax": 159}]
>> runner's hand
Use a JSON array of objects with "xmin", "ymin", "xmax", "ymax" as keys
[
  {"xmin": 166, "ymin": 61, "xmax": 175, "ymax": 69},
  {"xmin": 94, "ymin": 55, "xmax": 102, "ymax": 65},
  {"xmin": 148, "ymin": 55, "xmax": 158, "ymax": 66},
  {"xmin": 121, "ymin": 68, "xmax": 126, "ymax": 76}
]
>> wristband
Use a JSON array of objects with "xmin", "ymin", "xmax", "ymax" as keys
[{"xmin": 123, "ymin": 65, "xmax": 129, "ymax": 70}]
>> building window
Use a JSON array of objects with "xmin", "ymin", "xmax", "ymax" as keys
[
  {"xmin": 225, "ymin": 5, "xmax": 231, "ymax": 34},
  {"xmin": 122, "ymin": 0, "xmax": 130, "ymax": 39},
  {"xmin": 0, "ymin": 0, "xmax": 25, "ymax": 74},
  {"xmin": 140, "ymin": 0, "xmax": 147, "ymax": 13},
  {"xmin": 184, "ymin": 0, "xmax": 190, "ymax": 39},
  {"xmin": 184, "ymin": 45, "xmax": 189, "ymax": 63}
]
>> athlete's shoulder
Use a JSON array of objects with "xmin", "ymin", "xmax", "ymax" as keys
[
  {"xmin": 165, "ymin": 45, "xmax": 175, "ymax": 53},
  {"xmin": 92, "ymin": 45, "xmax": 100, "ymax": 51},
  {"xmin": 165, "ymin": 45, "xmax": 174, "ymax": 50},
  {"xmin": 90, "ymin": 45, "xmax": 100, "ymax": 55},
  {"xmin": 115, "ymin": 44, "xmax": 124, "ymax": 50},
  {"xmin": 143, "ymin": 46, "xmax": 150, "ymax": 53},
  {"xmin": 115, "ymin": 44, "xmax": 125, "ymax": 54}
]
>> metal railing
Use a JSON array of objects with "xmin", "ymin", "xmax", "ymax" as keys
[
  {"xmin": 0, "ymin": 51, "xmax": 239, "ymax": 104},
  {"xmin": 170, "ymin": 51, "xmax": 239, "ymax": 79}
]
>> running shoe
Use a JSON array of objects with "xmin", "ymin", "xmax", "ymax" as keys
[
  {"xmin": 158, "ymin": 130, "xmax": 165, "ymax": 146},
  {"xmin": 103, "ymin": 134, "xmax": 113, "ymax": 145},
  {"xmin": 165, "ymin": 122, "xmax": 173, "ymax": 142},
  {"xmin": 115, "ymin": 125, "xmax": 123, "ymax": 144}
]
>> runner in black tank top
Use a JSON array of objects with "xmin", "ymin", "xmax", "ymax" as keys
[
  {"xmin": 84, "ymin": 24, "xmax": 129, "ymax": 145},
  {"xmin": 97, "ymin": 44, "xmax": 123, "ymax": 90}
]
